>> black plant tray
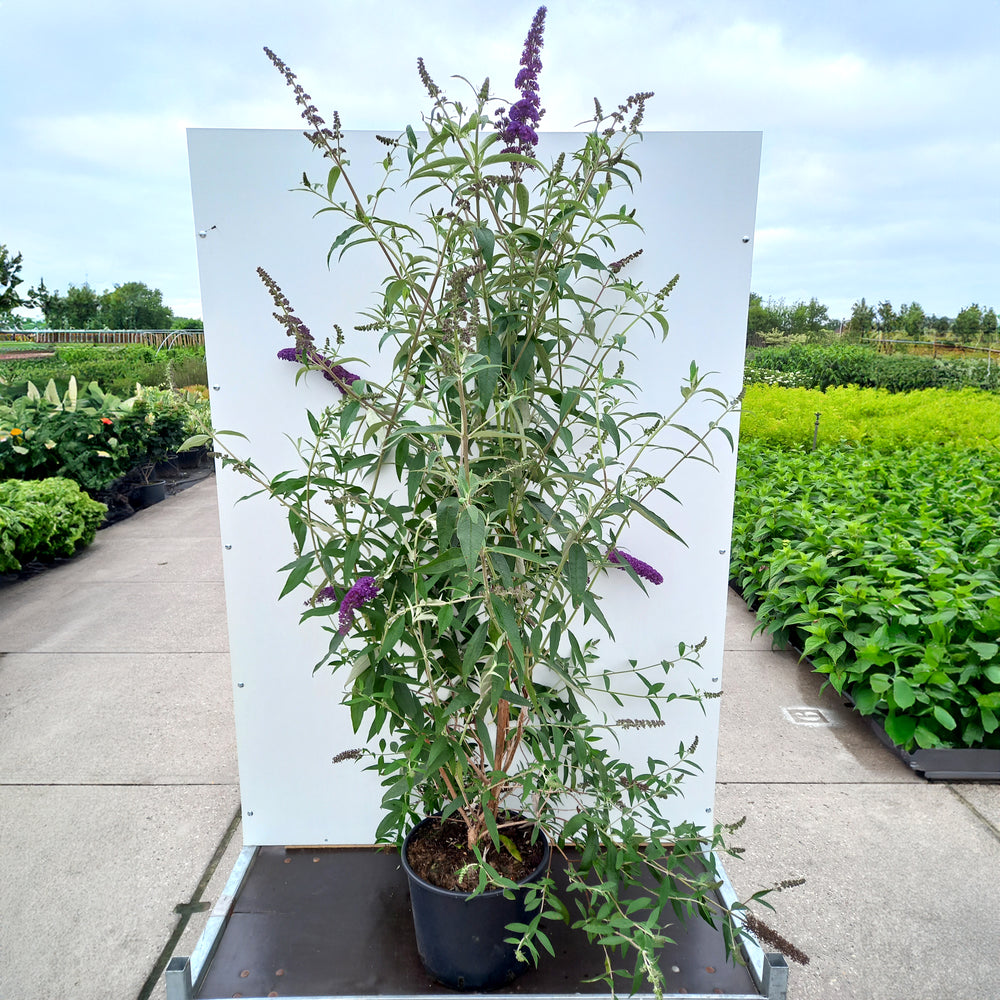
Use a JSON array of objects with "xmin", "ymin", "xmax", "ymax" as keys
[
  {"xmin": 729, "ymin": 583, "xmax": 1000, "ymax": 782},
  {"xmin": 861, "ymin": 705, "xmax": 1000, "ymax": 782},
  {"xmin": 182, "ymin": 845, "xmax": 780, "ymax": 1000}
]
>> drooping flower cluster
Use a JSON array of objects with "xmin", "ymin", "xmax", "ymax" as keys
[
  {"xmin": 496, "ymin": 6, "xmax": 546, "ymax": 155},
  {"xmin": 336, "ymin": 575, "xmax": 381, "ymax": 635},
  {"xmin": 259, "ymin": 268, "xmax": 359, "ymax": 391},
  {"xmin": 276, "ymin": 345, "xmax": 359, "ymax": 394},
  {"xmin": 309, "ymin": 584, "xmax": 340, "ymax": 606},
  {"xmin": 607, "ymin": 548, "xmax": 663, "ymax": 586}
]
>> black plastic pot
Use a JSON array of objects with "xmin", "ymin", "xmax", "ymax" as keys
[
  {"xmin": 401, "ymin": 817, "xmax": 551, "ymax": 991},
  {"xmin": 134, "ymin": 480, "xmax": 167, "ymax": 507},
  {"xmin": 176, "ymin": 446, "xmax": 207, "ymax": 470}
]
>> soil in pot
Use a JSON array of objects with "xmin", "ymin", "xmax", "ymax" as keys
[
  {"xmin": 402, "ymin": 816, "xmax": 550, "ymax": 991},
  {"xmin": 405, "ymin": 815, "xmax": 545, "ymax": 891}
]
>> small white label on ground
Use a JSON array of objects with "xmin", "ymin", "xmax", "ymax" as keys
[{"xmin": 782, "ymin": 706, "xmax": 831, "ymax": 726}]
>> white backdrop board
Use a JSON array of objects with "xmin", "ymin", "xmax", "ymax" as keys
[{"xmin": 187, "ymin": 128, "xmax": 761, "ymax": 846}]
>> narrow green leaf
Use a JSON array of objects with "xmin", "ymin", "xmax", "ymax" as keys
[
  {"xmin": 492, "ymin": 595, "xmax": 524, "ymax": 668},
  {"xmin": 565, "ymin": 543, "xmax": 587, "ymax": 606},
  {"xmin": 515, "ymin": 182, "xmax": 529, "ymax": 221},
  {"xmin": 277, "ymin": 553, "xmax": 313, "ymax": 599},
  {"xmin": 457, "ymin": 506, "xmax": 486, "ymax": 573}
]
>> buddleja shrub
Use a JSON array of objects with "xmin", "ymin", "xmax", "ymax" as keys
[{"xmin": 205, "ymin": 7, "xmax": 808, "ymax": 991}]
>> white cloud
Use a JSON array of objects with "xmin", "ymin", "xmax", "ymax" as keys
[{"xmin": 1, "ymin": 0, "xmax": 998, "ymax": 321}]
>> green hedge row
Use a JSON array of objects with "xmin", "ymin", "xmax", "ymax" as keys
[
  {"xmin": 747, "ymin": 343, "xmax": 1000, "ymax": 393},
  {"xmin": 0, "ymin": 478, "xmax": 107, "ymax": 573},
  {"xmin": 0, "ymin": 344, "xmax": 207, "ymax": 399},
  {"xmin": 731, "ymin": 440, "xmax": 1000, "ymax": 751}
]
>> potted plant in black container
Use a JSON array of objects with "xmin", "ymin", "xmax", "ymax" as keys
[{"xmin": 207, "ymin": 8, "xmax": 806, "ymax": 994}]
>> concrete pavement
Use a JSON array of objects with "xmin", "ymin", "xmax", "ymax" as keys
[{"xmin": 1, "ymin": 475, "xmax": 998, "ymax": 999}]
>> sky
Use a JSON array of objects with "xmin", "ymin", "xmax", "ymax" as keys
[{"xmin": 2, "ymin": 0, "xmax": 998, "ymax": 324}]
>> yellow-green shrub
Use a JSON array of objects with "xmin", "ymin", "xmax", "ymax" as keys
[{"xmin": 740, "ymin": 385, "xmax": 1000, "ymax": 450}]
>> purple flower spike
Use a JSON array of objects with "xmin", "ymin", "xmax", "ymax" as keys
[
  {"xmin": 277, "ymin": 345, "xmax": 360, "ymax": 394},
  {"xmin": 497, "ymin": 6, "xmax": 546, "ymax": 157},
  {"xmin": 608, "ymin": 548, "xmax": 663, "ymax": 586},
  {"xmin": 337, "ymin": 576, "xmax": 381, "ymax": 635}
]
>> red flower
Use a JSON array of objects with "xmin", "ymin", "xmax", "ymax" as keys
[{"xmin": 100, "ymin": 417, "xmax": 113, "ymax": 425}]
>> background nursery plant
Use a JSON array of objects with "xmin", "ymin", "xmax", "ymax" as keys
[{"xmin": 206, "ymin": 8, "xmax": 803, "ymax": 992}]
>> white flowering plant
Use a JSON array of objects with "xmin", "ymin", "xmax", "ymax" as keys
[{"xmin": 198, "ymin": 7, "xmax": 807, "ymax": 993}]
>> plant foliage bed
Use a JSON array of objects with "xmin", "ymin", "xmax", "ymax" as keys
[
  {"xmin": 0, "ymin": 343, "xmax": 207, "ymax": 399},
  {"xmin": 0, "ymin": 377, "xmax": 210, "ymax": 492},
  {"xmin": 731, "ymin": 439, "xmax": 1000, "ymax": 752},
  {"xmin": 0, "ymin": 477, "xmax": 107, "ymax": 573},
  {"xmin": 746, "ymin": 343, "xmax": 1000, "ymax": 393},
  {"xmin": 740, "ymin": 384, "xmax": 1000, "ymax": 450}
]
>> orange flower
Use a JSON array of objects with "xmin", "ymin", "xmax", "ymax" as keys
[
  {"xmin": 9, "ymin": 428, "xmax": 22, "ymax": 436},
  {"xmin": 101, "ymin": 417, "xmax": 113, "ymax": 425}
]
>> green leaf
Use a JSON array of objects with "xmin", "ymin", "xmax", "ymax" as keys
[
  {"xmin": 462, "ymin": 621, "xmax": 490, "ymax": 676},
  {"xmin": 457, "ymin": 507, "xmax": 486, "ymax": 573},
  {"xmin": 515, "ymin": 182, "xmax": 529, "ymax": 222},
  {"xmin": 932, "ymin": 705, "xmax": 957, "ymax": 731},
  {"xmin": 492, "ymin": 595, "xmax": 524, "ymax": 668},
  {"xmin": 561, "ymin": 812, "xmax": 587, "ymax": 843},
  {"xmin": 498, "ymin": 834, "xmax": 522, "ymax": 862},
  {"xmin": 892, "ymin": 677, "xmax": 916, "ymax": 709},
  {"xmin": 565, "ymin": 543, "xmax": 587, "ymax": 606},
  {"xmin": 326, "ymin": 165, "xmax": 341, "ymax": 198},
  {"xmin": 378, "ymin": 615, "xmax": 406, "ymax": 661},
  {"xmin": 436, "ymin": 497, "xmax": 459, "ymax": 547},
  {"xmin": 623, "ymin": 496, "xmax": 684, "ymax": 545},
  {"xmin": 472, "ymin": 226, "xmax": 495, "ymax": 269},
  {"xmin": 969, "ymin": 641, "xmax": 999, "ymax": 660},
  {"xmin": 278, "ymin": 553, "xmax": 313, "ymax": 599},
  {"xmin": 385, "ymin": 278, "xmax": 409, "ymax": 313},
  {"xmin": 327, "ymin": 223, "xmax": 364, "ymax": 264},
  {"xmin": 853, "ymin": 687, "xmax": 879, "ymax": 714},
  {"xmin": 883, "ymin": 713, "xmax": 916, "ymax": 747}
]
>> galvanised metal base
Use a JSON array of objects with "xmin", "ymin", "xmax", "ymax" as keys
[{"xmin": 166, "ymin": 846, "xmax": 788, "ymax": 1000}]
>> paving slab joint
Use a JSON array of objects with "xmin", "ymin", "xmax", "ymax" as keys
[{"xmin": 136, "ymin": 803, "xmax": 242, "ymax": 1000}]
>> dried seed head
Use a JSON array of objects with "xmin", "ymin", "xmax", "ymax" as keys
[{"xmin": 417, "ymin": 57, "xmax": 440, "ymax": 98}]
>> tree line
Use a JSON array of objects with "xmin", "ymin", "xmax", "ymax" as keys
[
  {"xmin": 0, "ymin": 243, "xmax": 201, "ymax": 331},
  {"xmin": 748, "ymin": 292, "xmax": 997, "ymax": 346}
]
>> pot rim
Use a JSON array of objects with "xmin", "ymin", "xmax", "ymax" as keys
[{"xmin": 401, "ymin": 814, "xmax": 551, "ymax": 900}]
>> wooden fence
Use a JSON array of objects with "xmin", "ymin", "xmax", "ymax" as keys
[
  {"xmin": 861, "ymin": 336, "xmax": 998, "ymax": 360},
  {"xmin": 0, "ymin": 329, "xmax": 205, "ymax": 348}
]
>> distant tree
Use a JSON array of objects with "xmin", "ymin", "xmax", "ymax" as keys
[
  {"xmin": 928, "ymin": 313, "xmax": 951, "ymax": 335},
  {"xmin": 875, "ymin": 299, "xmax": 896, "ymax": 333},
  {"xmin": 170, "ymin": 316, "xmax": 204, "ymax": 330},
  {"xmin": 846, "ymin": 298, "xmax": 874, "ymax": 340},
  {"xmin": 746, "ymin": 293, "xmax": 791, "ymax": 341},
  {"xmin": 981, "ymin": 307, "xmax": 997, "ymax": 344},
  {"xmin": 899, "ymin": 302, "xmax": 926, "ymax": 339},
  {"xmin": 789, "ymin": 297, "xmax": 831, "ymax": 337},
  {"xmin": 0, "ymin": 244, "xmax": 31, "ymax": 325},
  {"xmin": 29, "ymin": 280, "xmax": 102, "ymax": 329},
  {"xmin": 99, "ymin": 282, "xmax": 173, "ymax": 330},
  {"xmin": 952, "ymin": 303, "xmax": 983, "ymax": 344}
]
